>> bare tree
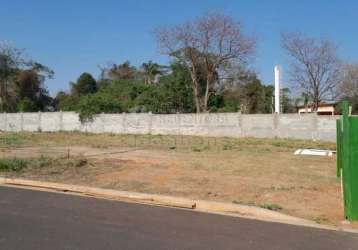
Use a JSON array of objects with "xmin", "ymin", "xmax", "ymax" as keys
[
  {"xmin": 281, "ymin": 33, "xmax": 341, "ymax": 111},
  {"xmin": 340, "ymin": 63, "xmax": 358, "ymax": 98},
  {"xmin": 154, "ymin": 12, "xmax": 255, "ymax": 113}
]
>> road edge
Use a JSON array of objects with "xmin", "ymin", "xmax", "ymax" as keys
[{"xmin": 0, "ymin": 177, "xmax": 356, "ymax": 234}]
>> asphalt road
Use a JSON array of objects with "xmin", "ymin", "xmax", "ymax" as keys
[{"xmin": 0, "ymin": 186, "xmax": 357, "ymax": 250}]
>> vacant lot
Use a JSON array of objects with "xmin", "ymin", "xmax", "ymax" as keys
[{"xmin": 0, "ymin": 132, "xmax": 352, "ymax": 228}]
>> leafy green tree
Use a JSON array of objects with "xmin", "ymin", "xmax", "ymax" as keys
[
  {"xmin": 281, "ymin": 88, "xmax": 296, "ymax": 113},
  {"xmin": 54, "ymin": 91, "xmax": 78, "ymax": 111},
  {"xmin": 140, "ymin": 61, "xmax": 166, "ymax": 84},
  {"xmin": 0, "ymin": 43, "xmax": 54, "ymax": 112},
  {"xmin": 262, "ymin": 85, "xmax": 274, "ymax": 113},
  {"xmin": 157, "ymin": 61, "xmax": 195, "ymax": 113},
  {"xmin": 14, "ymin": 69, "xmax": 53, "ymax": 111},
  {"xmin": 0, "ymin": 43, "xmax": 23, "ymax": 111},
  {"xmin": 71, "ymin": 73, "xmax": 97, "ymax": 96},
  {"xmin": 77, "ymin": 92, "xmax": 122, "ymax": 122},
  {"xmin": 17, "ymin": 98, "xmax": 37, "ymax": 112},
  {"xmin": 237, "ymin": 74, "xmax": 265, "ymax": 114}
]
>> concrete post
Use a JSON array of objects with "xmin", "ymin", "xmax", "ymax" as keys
[
  {"xmin": 177, "ymin": 112, "xmax": 181, "ymax": 135},
  {"xmin": 59, "ymin": 111, "xmax": 63, "ymax": 131},
  {"xmin": 20, "ymin": 112, "xmax": 24, "ymax": 131},
  {"xmin": 238, "ymin": 113, "xmax": 244, "ymax": 137},
  {"xmin": 38, "ymin": 111, "xmax": 42, "ymax": 132},
  {"xmin": 122, "ymin": 112, "xmax": 127, "ymax": 134},
  {"xmin": 148, "ymin": 112, "xmax": 153, "ymax": 135},
  {"xmin": 101, "ymin": 113, "xmax": 105, "ymax": 133},
  {"xmin": 4, "ymin": 112, "xmax": 7, "ymax": 131}
]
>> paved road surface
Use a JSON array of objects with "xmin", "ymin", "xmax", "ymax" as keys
[{"xmin": 0, "ymin": 186, "xmax": 357, "ymax": 250}]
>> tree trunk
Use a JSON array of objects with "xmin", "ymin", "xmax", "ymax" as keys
[
  {"xmin": 189, "ymin": 65, "xmax": 201, "ymax": 113},
  {"xmin": 193, "ymin": 86, "xmax": 201, "ymax": 113},
  {"xmin": 203, "ymin": 73, "xmax": 212, "ymax": 113}
]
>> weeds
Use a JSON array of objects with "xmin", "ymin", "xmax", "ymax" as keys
[
  {"xmin": 192, "ymin": 145, "xmax": 209, "ymax": 152},
  {"xmin": 0, "ymin": 158, "xmax": 29, "ymax": 172},
  {"xmin": 223, "ymin": 143, "xmax": 234, "ymax": 150},
  {"xmin": 260, "ymin": 203, "xmax": 282, "ymax": 211},
  {"xmin": 0, "ymin": 135, "xmax": 23, "ymax": 147}
]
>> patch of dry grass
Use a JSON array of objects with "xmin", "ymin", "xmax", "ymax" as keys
[{"xmin": 0, "ymin": 131, "xmax": 336, "ymax": 151}]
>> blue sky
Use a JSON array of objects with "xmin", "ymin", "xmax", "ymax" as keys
[{"xmin": 1, "ymin": 0, "xmax": 357, "ymax": 96}]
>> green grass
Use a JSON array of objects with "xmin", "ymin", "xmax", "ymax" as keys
[
  {"xmin": 0, "ymin": 135, "xmax": 23, "ymax": 147},
  {"xmin": 0, "ymin": 155, "xmax": 89, "ymax": 173}
]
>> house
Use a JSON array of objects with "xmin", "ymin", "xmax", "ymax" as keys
[{"xmin": 297, "ymin": 103, "xmax": 336, "ymax": 115}]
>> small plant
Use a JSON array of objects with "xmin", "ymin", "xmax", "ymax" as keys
[
  {"xmin": 260, "ymin": 203, "xmax": 282, "ymax": 211},
  {"xmin": 0, "ymin": 135, "xmax": 23, "ymax": 147},
  {"xmin": 36, "ymin": 155, "xmax": 51, "ymax": 168},
  {"xmin": 74, "ymin": 158, "xmax": 88, "ymax": 168},
  {"xmin": 192, "ymin": 145, "xmax": 209, "ymax": 152},
  {"xmin": 0, "ymin": 158, "xmax": 29, "ymax": 172},
  {"xmin": 223, "ymin": 143, "xmax": 233, "ymax": 150},
  {"xmin": 313, "ymin": 215, "xmax": 329, "ymax": 224}
]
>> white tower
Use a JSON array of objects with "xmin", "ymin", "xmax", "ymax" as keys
[{"xmin": 274, "ymin": 65, "xmax": 281, "ymax": 113}]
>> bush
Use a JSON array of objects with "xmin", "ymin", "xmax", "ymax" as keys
[
  {"xmin": 0, "ymin": 158, "xmax": 29, "ymax": 172},
  {"xmin": 260, "ymin": 203, "xmax": 282, "ymax": 211},
  {"xmin": 77, "ymin": 93, "xmax": 122, "ymax": 123}
]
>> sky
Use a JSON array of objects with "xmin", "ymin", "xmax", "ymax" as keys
[{"xmin": 1, "ymin": 0, "xmax": 357, "ymax": 96}]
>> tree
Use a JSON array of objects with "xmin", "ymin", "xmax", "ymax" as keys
[
  {"xmin": 14, "ymin": 69, "xmax": 53, "ymax": 111},
  {"xmin": 71, "ymin": 72, "xmax": 97, "ymax": 96},
  {"xmin": 54, "ymin": 91, "xmax": 78, "ymax": 111},
  {"xmin": 281, "ymin": 32, "xmax": 341, "ymax": 111},
  {"xmin": 339, "ymin": 63, "xmax": 358, "ymax": 113},
  {"xmin": 77, "ymin": 92, "xmax": 122, "ymax": 123},
  {"xmin": 0, "ymin": 43, "xmax": 24, "ymax": 110},
  {"xmin": 280, "ymin": 88, "xmax": 295, "ymax": 113},
  {"xmin": 155, "ymin": 12, "xmax": 255, "ymax": 113},
  {"xmin": 0, "ymin": 42, "xmax": 54, "ymax": 112},
  {"xmin": 157, "ymin": 61, "xmax": 195, "ymax": 113},
  {"xmin": 237, "ymin": 74, "xmax": 265, "ymax": 114},
  {"xmin": 104, "ymin": 61, "xmax": 138, "ymax": 81},
  {"xmin": 140, "ymin": 61, "xmax": 165, "ymax": 84},
  {"xmin": 262, "ymin": 85, "xmax": 274, "ymax": 113}
]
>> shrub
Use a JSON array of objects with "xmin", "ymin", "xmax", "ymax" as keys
[
  {"xmin": 260, "ymin": 203, "xmax": 282, "ymax": 211},
  {"xmin": 0, "ymin": 135, "xmax": 23, "ymax": 147},
  {"xmin": 77, "ymin": 93, "xmax": 122, "ymax": 123},
  {"xmin": 0, "ymin": 158, "xmax": 29, "ymax": 172}
]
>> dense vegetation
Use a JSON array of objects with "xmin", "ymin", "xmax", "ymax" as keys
[
  {"xmin": 0, "ymin": 43, "xmax": 53, "ymax": 112},
  {"xmin": 53, "ymin": 60, "xmax": 296, "ymax": 122},
  {"xmin": 0, "ymin": 41, "xmax": 296, "ymax": 123}
]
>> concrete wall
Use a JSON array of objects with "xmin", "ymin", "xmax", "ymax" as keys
[{"xmin": 0, "ymin": 112, "xmax": 339, "ymax": 141}]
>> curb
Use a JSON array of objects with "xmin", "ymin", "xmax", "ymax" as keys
[{"xmin": 0, "ymin": 177, "xmax": 356, "ymax": 233}]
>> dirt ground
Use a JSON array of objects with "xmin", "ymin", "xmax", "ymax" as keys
[{"xmin": 0, "ymin": 132, "xmax": 355, "ymax": 229}]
